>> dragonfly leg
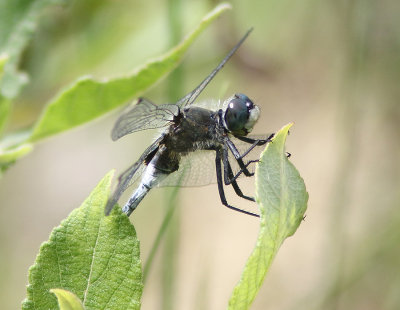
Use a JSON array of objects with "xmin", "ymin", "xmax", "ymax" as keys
[
  {"xmin": 227, "ymin": 160, "xmax": 259, "ymax": 182},
  {"xmin": 227, "ymin": 133, "xmax": 274, "ymax": 162},
  {"xmin": 235, "ymin": 133, "xmax": 274, "ymax": 147},
  {"xmin": 222, "ymin": 147, "xmax": 253, "ymax": 183},
  {"xmin": 225, "ymin": 140, "xmax": 253, "ymax": 176},
  {"xmin": 225, "ymin": 134, "xmax": 274, "ymax": 177},
  {"xmin": 221, "ymin": 151, "xmax": 255, "ymax": 202},
  {"xmin": 215, "ymin": 150, "xmax": 259, "ymax": 217}
]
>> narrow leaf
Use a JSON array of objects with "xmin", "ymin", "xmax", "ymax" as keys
[
  {"xmin": 22, "ymin": 171, "xmax": 143, "ymax": 310},
  {"xmin": 228, "ymin": 123, "xmax": 308, "ymax": 309},
  {"xmin": 50, "ymin": 289, "xmax": 85, "ymax": 310},
  {"xmin": 28, "ymin": 3, "xmax": 231, "ymax": 142}
]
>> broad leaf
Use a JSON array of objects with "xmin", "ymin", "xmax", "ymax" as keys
[
  {"xmin": 50, "ymin": 289, "xmax": 85, "ymax": 310},
  {"xmin": 22, "ymin": 171, "xmax": 143, "ymax": 310},
  {"xmin": 28, "ymin": 3, "xmax": 231, "ymax": 142},
  {"xmin": 228, "ymin": 123, "xmax": 308, "ymax": 309}
]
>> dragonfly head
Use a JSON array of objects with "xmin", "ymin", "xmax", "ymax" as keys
[{"xmin": 223, "ymin": 93, "xmax": 260, "ymax": 136}]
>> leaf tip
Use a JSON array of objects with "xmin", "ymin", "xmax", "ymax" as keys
[
  {"xmin": 101, "ymin": 169, "xmax": 116, "ymax": 199},
  {"xmin": 280, "ymin": 122, "xmax": 293, "ymax": 136},
  {"xmin": 202, "ymin": 2, "xmax": 232, "ymax": 22},
  {"xmin": 104, "ymin": 169, "xmax": 116, "ymax": 183},
  {"xmin": 50, "ymin": 288, "xmax": 84, "ymax": 310},
  {"xmin": 215, "ymin": 2, "xmax": 233, "ymax": 12},
  {"xmin": 268, "ymin": 122, "xmax": 293, "ymax": 146}
]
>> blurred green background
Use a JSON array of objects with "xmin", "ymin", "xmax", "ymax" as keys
[{"xmin": 1, "ymin": 0, "xmax": 400, "ymax": 309}]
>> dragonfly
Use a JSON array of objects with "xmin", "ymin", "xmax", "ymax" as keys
[{"xmin": 104, "ymin": 29, "xmax": 273, "ymax": 218}]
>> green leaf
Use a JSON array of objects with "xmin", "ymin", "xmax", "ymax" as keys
[
  {"xmin": 0, "ymin": 3, "xmax": 230, "ymax": 178},
  {"xmin": 0, "ymin": 54, "xmax": 8, "ymax": 79},
  {"xmin": 0, "ymin": 0, "xmax": 67, "ymax": 98},
  {"xmin": 0, "ymin": 96, "xmax": 11, "ymax": 136},
  {"xmin": 22, "ymin": 171, "xmax": 143, "ymax": 310},
  {"xmin": 0, "ymin": 54, "xmax": 10, "ymax": 134},
  {"xmin": 228, "ymin": 123, "xmax": 309, "ymax": 310},
  {"xmin": 0, "ymin": 130, "xmax": 33, "ymax": 175},
  {"xmin": 28, "ymin": 3, "xmax": 231, "ymax": 142},
  {"xmin": 0, "ymin": 143, "xmax": 33, "ymax": 176},
  {"xmin": 50, "ymin": 289, "xmax": 85, "ymax": 310}
]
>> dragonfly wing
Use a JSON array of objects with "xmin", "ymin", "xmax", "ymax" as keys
[
  {"xmin": 158, "ymin": 150, "xmax": 217, "ymax": 187},
  {"xmin": 105, "ymin": 136, "xmax": 163, "ymax": 215},
  {"xmin": 176, "ymin": 29, "xmax": 252, "ymax": 108},
  {"xmin": 157, "ymin": 133, "xmax": 273, "ymax": 188},
  {"xmin": 111, "ymin": 98, "xmax": 179, "ymax": 141}
]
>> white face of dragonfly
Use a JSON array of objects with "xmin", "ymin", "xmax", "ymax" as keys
[{"xmin": 223, "ymin": 93, "xmax": 260, "ymax": 136}]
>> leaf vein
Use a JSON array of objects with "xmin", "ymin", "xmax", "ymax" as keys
[{"xmin": 82, "ymin": 195, "xmax": 101, "ymax": 304}]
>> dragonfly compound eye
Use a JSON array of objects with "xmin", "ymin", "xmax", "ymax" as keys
[{"xmin": 224, "ymin": 93, "xmax": 260, "ymax": 136}]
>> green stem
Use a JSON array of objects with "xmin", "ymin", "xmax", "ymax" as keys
[
  {"xmin": 142, "ymin": 186, "xmax": 180, "ymax": 283},
  {"xmin": 160, "ymin": 2, "xmax": 184, "ymax": 309}
]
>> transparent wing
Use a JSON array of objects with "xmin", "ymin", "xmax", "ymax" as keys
[
  {"xmin": 175, "ymin": 29, "xmax": 253, "ymax": 108},
  {"xmin": 111, "ymin": 98, "xmax": 179, "ymax": 141},
  {"xmin": 104, "ymin": 137, "xmax": 162, "ymax": 215},
  {"xmin": 111, "ymin": 29, "xmax": 252, "ymax": 141},
  {"xmin": 157, "ymin": 133, "xmax": 272, "ymax": 188},
  {"xmin": 158, "ymin": 150, "xmax": 217, "ymax": 187}
]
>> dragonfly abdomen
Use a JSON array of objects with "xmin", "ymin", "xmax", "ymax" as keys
[{"xmin": 122, "ymin": 145, "xmax": 179, "ymax": 215}]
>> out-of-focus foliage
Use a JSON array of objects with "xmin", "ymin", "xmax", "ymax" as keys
[
  {"xmin": 0, "ymin": 0, "xmax": 66, "ymax": 98},
  {"xmin": 1, "ymin": 0, "xmax": 400, "ymax": 309},
  {"xmin": 0, "ymin": 54, "xmax": 11, "ymax": 135},
  {"xmin": 0, "ymin": 2, "xmax": 230, "ymax": 175},
  {"xmin": 28, "ymin": 3, "xmax": 231, "ymax": 142}
]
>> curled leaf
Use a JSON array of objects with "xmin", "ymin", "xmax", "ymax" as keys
[{"xmin": 28, "ymin": 3, "xmax": 231, "ymax": 142}]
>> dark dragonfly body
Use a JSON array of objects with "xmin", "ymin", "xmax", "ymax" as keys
[{"xmin": 105, "ymin": 29, "xmax": 273, "ymax": 218}]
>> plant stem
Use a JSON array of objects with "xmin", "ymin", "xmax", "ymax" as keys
[
  {"xmin": 162, "ymin": 1, "xmax": 184, "ymax": 309},
  {"xmin": 142, "ymin": 186, "xmax": 180, "ymax": 283}
]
